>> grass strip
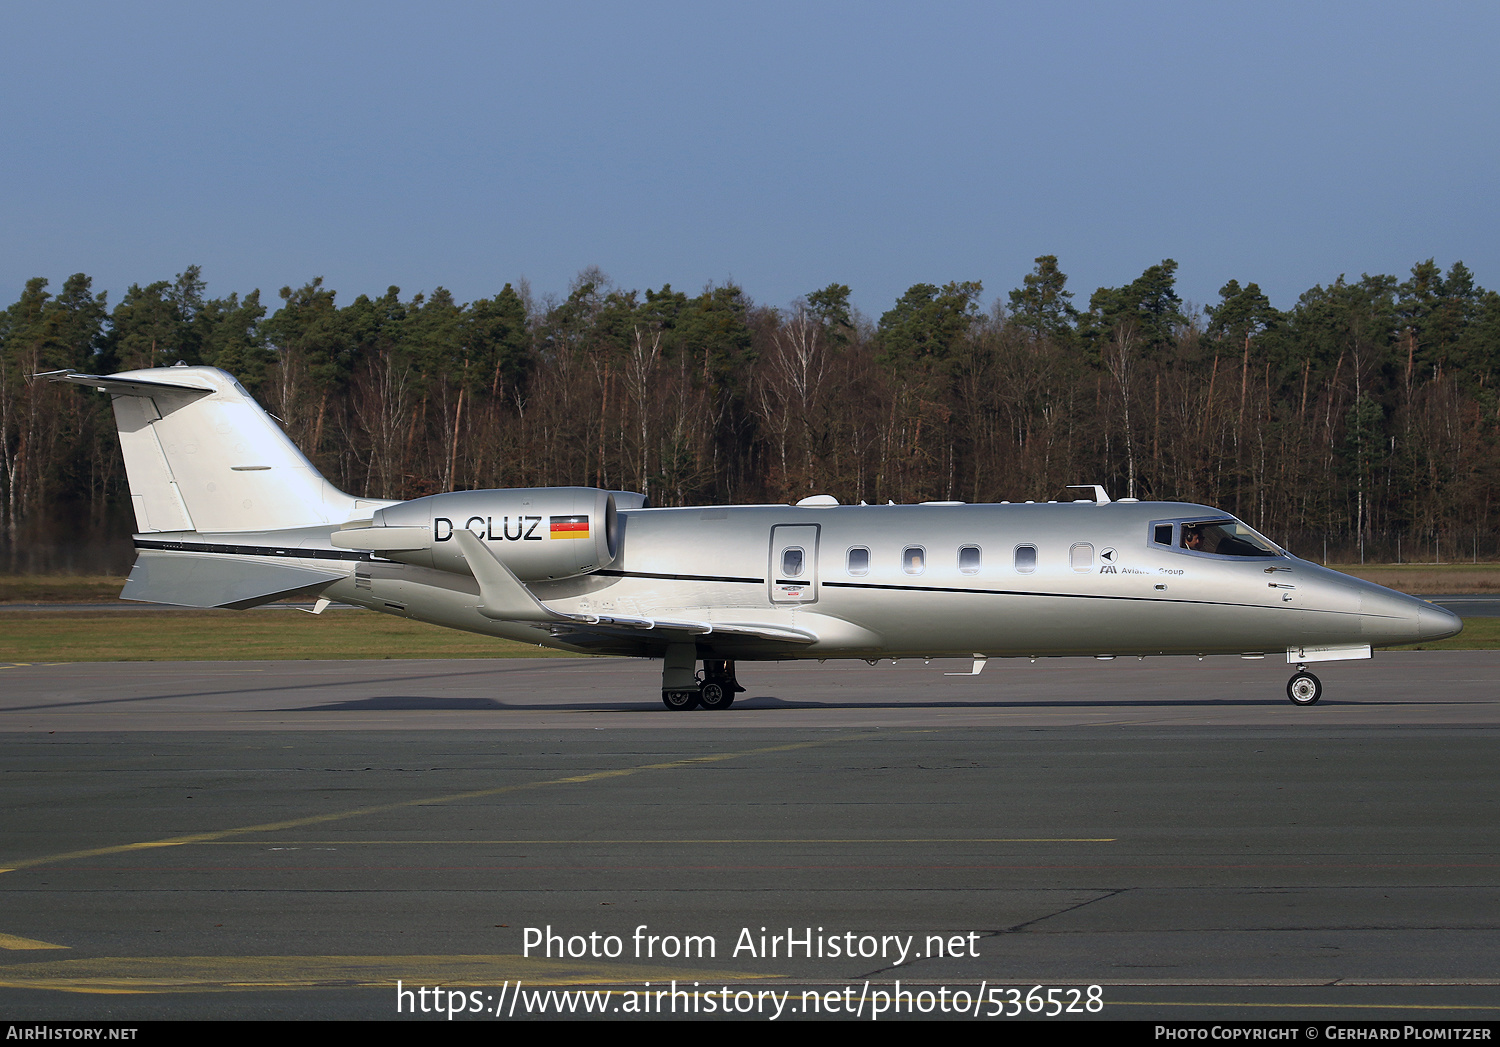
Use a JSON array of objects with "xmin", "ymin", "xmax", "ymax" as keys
[
  {"xmin": 0, "ymin": 575, "xmax": 130, "ymax": 603},
  {"xmin": 1332, "ymin": 562, "xmax": 1500, "ymax": 593},
  {"xmin": 0, "ymin": 609, "xmax": 571, "ymax": 662}
]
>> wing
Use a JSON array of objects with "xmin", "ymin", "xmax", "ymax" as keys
[{"xmin": 452, "ymin": 529, "xmax": 816, "ymax": 651}]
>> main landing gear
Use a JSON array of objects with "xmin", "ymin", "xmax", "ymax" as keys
[
  {"xmin": 661, "ymin": 688, "xmax": 702, "ymax": 711},
  {"xmin": 698, "ymin": 659, "xmax": 745, "ymax": 710},
  {"xmin": 660, "ymin": 646, "xmax": 745, "ymax": 711},
  {"xmin": 1287, "ymin": 665, "xmax": 1322, "ymax": 706}
]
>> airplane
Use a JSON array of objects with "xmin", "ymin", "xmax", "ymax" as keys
[{"xmin": 45, "ymin": 364, "xmax": 1463, "ymax": 709}]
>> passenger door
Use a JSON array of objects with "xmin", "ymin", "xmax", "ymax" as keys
[{"xmin": 769, "ymin": 524, "xmax": 820, "ymax": 605}]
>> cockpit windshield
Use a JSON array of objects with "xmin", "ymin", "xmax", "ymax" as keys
[{"xmin": 1154, "ymin": 518, "xmax": 1283, "ymax": 558}]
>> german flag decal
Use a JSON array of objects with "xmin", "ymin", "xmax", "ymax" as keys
[{"xmin": 550, "ymin": 515, "xmax": 590, "ymax": 539}]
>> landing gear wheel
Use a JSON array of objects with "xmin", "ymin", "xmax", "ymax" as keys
[
  {"xmin": 704, "ymin": 659, "xmax": 746, "ymax": 694},
  {"xmin": 698, "ymin": 681, "xmax": 734, "ymax": 710},
  {"xmin": 1287, "ymin": 671, "xmax": 1322, "ymax": 706},
  {"xmin": 662, "ymin": 688, "xmax": 701, "ymax": 711}
]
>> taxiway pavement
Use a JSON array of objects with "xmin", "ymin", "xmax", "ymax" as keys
[{"xmin": 1, "ymin": 654, "xmax": 1497, "ymax": 1021}]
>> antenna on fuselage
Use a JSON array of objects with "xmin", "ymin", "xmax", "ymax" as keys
[{"xmin": 1066, "ymin": 484, "xmax": 1112, "ymax": 504}]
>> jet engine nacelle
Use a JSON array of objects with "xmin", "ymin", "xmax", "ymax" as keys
[{"xmin": 334, "ymin": 486, "xmax": 621, "ymax": 581}]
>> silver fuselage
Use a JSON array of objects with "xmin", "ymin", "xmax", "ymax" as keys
[{"xmin": 180, "ymin": 499, "xmax": 1458, "ymax": 661}]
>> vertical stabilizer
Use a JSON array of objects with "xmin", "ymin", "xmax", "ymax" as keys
[{"xmin": 49, "ymin": 366, "xmax": 367, "ymax": 533}]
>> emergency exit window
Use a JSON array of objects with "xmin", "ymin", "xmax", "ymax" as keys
[{"xmin": 781, "ymin": 548, "xmax": 805, "ymax": 577}]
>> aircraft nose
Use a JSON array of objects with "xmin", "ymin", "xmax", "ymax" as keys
[
  {"xmin": 1335, "ymin": 579, "xmax": 1464, "ymax": 646},
  {"xmin": 1416, "ymin": 601, "xmax": 1463, "ymax": 642}
]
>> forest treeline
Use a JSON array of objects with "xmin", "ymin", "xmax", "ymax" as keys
[{"xmin": 2, "ymin": 256, "xmax": 1498, "ymax": 571}]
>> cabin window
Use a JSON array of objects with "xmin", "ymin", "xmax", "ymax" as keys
[
  {"xmin": 902, "ymin": 546, "xmax": 926, "ymax": 575},
  {"xmin": 781, "ymin": 547, "xmax": 805, "ymax": 578},
  {"xmin": 1014, "ymin": 544, "xmax": 1037, "ymax": 574},
  {"xmin": 958, "ymin": 545, "xmax": 981, "ymax": 574},
  {"xmin": 846, "ymin": 547, "xmax": 870, "ymax": 576},
  {"xmin": 1154, "ymin": 524, "xmax": 1174, "ymax": 546},
  {"xmin": 1070, "ymin": 542, "xmax": 1094, "ymax": 572}
]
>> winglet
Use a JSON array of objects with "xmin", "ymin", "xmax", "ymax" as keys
[{"xmin": 451, "ymin": 529, "xmax": 564, "ymax": 622}]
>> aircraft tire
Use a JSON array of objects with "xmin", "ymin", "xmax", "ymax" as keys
[
  {"xmin": 1286, "ymin": 671, "xmax": 1322, "ymax": 706},
  {"xmin": 662, "ymin": 688, "xmax": 701, "ymax": 711},
  {"xmin": 698, "ymin": 681, "xmax": 734, "ymax": 710}
]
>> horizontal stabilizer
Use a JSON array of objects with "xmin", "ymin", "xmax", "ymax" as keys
[
  {"xmin": 122, "ymin": 550, "xmax": 344, "ymax": 609},
  {"xmin": 41, "ymin": 371, "xmax": 214, "ymax": 412}
]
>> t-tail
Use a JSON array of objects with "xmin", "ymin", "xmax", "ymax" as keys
[{"xmin": 45, "ymin": 365, "xmax": 390, "ymax": 608}]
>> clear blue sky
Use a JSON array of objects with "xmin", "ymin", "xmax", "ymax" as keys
[{"xmin": 3, "ymin": 1, "xmax": 1495, "ymax": 320}]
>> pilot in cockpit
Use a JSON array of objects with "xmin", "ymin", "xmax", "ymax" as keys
[{"xmin": 1180, "ymin": 520, "xmax": 1275, "ymax": 557}]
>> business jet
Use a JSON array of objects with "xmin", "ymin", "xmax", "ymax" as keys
[{"xmin": 45, "ymin": 365, "xmax": 1462, "ymax": 709}]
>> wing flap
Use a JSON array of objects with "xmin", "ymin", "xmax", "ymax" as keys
[{"xmin": 568, "ymin": 613, "xmax": 815, "ymax": 643}]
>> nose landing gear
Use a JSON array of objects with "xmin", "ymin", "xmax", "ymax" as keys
[{"xmin": 1287, "ymin": 666, "xmax": 1322, "ymax": 706}]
